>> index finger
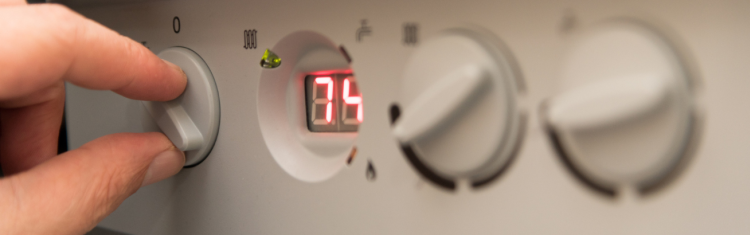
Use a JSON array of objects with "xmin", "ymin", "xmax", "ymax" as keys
[
  {"xmin": 0, "ymin": 4, "xmax": 187, "ymax": 102},
  {"xmin": 0, "ymin": 0, "xmax": 25, "ymax": 6}
]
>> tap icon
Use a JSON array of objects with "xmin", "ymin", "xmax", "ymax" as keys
[{"xmin": 356, "ymin": 19, "xmax": 372, "ymax": 42}]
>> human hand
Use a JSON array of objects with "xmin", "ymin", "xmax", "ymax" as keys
[{"xmin": 0, "ymin": 1, "xmax": 188, "ymax": 234}]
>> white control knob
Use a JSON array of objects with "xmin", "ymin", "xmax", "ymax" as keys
[
  {"xmin": 393, "ymin": 28, "xmax": 524, "ymax": 188},
  {"xmin": 143, "ymin": 47, "xmax": 221, "ymax": 167},
  {"xmin": 544, "ymin": 21, "xmax": 696, "ymax": 193},
  {"xmin": 393, "ymin": 64, "xmax": 490, "ymax": 142},
  {"xmin": 143, "ymin": 99, "xmax": 204, "ymax": 151}
]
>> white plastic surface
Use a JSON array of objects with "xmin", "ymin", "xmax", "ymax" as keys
[
  {"xmin": 397, "ymin": 29, "xmax": 523, "ymax": 180},
  {"xmin": 547, "ymin": 74, "xmax": 670, "ymax": 131},
  {"xmin": 393, "ymin": 64, "xmax": 490, "ymax": 142},
  {"xmin": 142, "ymin": 100, "xmax": 204, "ymax": 151},
  {"xmin": 545, "ymin": 21, "xmax": 694, "ymax": 190},
  {"xmin": 256, "ymin": 31, "xmax": 356, "ymax": 182},
  {"xmin": 144, "ymin": 47, "xmax": 221, "ymax": 166}
]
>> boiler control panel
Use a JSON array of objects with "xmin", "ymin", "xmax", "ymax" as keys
[{"xmin": 63, "ymin": 0, "xmax": 750, "ymax": 234}]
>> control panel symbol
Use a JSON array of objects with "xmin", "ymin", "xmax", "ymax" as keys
[
  {"xmin": 244, "ymin": 29, "xmax": 257, "ymax": 49},
  {"xmin": 259, "ymin": 49, "xmax": 281, "ymax": 68},
  {"xmin": 403, "ymin": 23, "xmax": 418, "ymax": 45},
  {"xmin": 366, "ymin": 160, "xmax": 377, "ymax": 181},
  {"xmin": 356, "ymin": 19, "xmax": 371, "ymax": 42},
  {"xmin": 172, "ymin": 16, "xmax": 180, "ymax": 34}
]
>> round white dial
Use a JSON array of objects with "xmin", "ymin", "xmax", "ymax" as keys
[
  {"xmin": 393, "ymin": 28, "xmax": 524, "ymax": 188},
  {"xmin": 544, "ymin": 20, "xmax": 697, "ymax": 194}
]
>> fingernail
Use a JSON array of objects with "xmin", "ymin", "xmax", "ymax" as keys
[
  {"xmin": 163, "ymin": 59, "xmax": 187, "ymax": 81},
  {"xmin": 142, "ymin": 148, "xmax": 185, "ymax": 187}
]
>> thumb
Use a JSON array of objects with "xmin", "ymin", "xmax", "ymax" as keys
[{"xmin": 0, "ymin": 132, "xmax": 185, "ymax": 235}]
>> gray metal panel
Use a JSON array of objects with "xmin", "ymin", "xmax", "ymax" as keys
[{"xmin": 63, "ymin": 0, "xmax": 750, "ymax": 234}]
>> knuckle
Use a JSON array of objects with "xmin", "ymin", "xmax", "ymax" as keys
[
  {"xmin": 82, "ymin": 152, "xmax": 140, "ymax": 221},
  {"xmin": 4, "ymin": 177, "xmax": 24, "ymax": 215},
  {"xmin": 94, "ymin": 166, "xmax": 130, "ymax": 208},
  {"xmin": 82, "ymin": 173, "xmax": 118, "ymax": 224},
  {"xmin": 0, "ymin": 177, "xmax": 27, "ymax": 233},
  {"xmin": 122, "ymin": 39, "xmax": 149, "ymax": 70}
]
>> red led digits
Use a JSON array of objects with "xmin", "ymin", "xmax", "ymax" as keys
[
  {"xmin": 315, "ymin": 77, "xmax": 334, "ymax": 123},
  {"xmin": 342, "ymin": 78, "xmax": 363, "ymax": 123},
  {"xmin": 311, "ymin": 77, "xmax": 334, "ymax": 125},
  {"xmin": 306, "ymin": 74, "xmax": 362, "ymax": 132}
]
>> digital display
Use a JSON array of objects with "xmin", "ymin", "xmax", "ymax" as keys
[{"xmin": 305, "ymin": 74, "xmax": 362, "ymax": 132}]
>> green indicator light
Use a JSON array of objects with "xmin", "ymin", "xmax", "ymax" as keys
[{"xmin": 260, "ymin": 49, "xmax": 282, "ymax": 68}]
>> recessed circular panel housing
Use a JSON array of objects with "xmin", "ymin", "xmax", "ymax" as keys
[
  {"xmin": 392, "ymin": 28, "xmax": 525, "ymax": 189},
  {"xmin": 257, "ymin": 31, "xmax": 361, "ymax": 182},
  {"xmin": 543, "ymin": 20, "xmax": 698, "ymax": 195}
]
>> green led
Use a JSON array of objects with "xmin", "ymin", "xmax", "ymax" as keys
[{"xmin": 260, "ymin": 49, "xmax": 282, "ymax": 68}]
